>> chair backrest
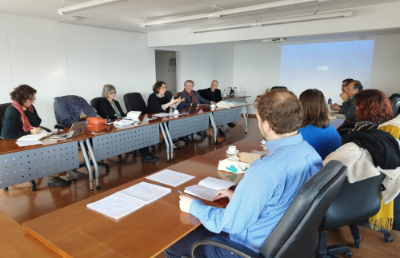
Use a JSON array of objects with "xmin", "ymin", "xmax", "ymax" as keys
[
  {"xmin": 261, "ymin": 160, "xmax": 347, "ymax": 258},
  {"xmin": 90, "ymin": 97, "xmax": 104, "ymax": 112},
  {"xmin": 0, "ymin": 102, "xmax": 12, "ymax": 136},
  {"xmin": 165, "ymin": 91, "xmax": 173, "ymax": 100},
  {"xmin": 320, "ymin": 173, "xmax": 385, "ymax": 231},
  {"xmin": 53, "ymin": 95, "xmax": 96, "ymax": 127},
  {"xmin": 389, "ymin": 93, "xmax": 400, "ymax": 101},
  {"xmin": 123, "ymin": 93, "xmax": 147, "ymax": 113},
  {"xmin": 271, "ymin": 86, "xmax": 287, "ymax": 90},
  {"xmin": 197, "ymin": 89, "xmax": 207, "ymax": 99},
  {"xmin": 391, "ymin": 97, "xmax": 400, "ymax": 116}
]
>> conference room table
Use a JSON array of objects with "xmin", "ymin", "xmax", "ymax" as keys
[
  {"xmin": 0, "ymin": 209, "xmax": 60, "ymax": 257},
  {"xmin": 221, "ymin": 95, "xmax": 251, "ymax": 117},
  {"xmin": 23, "ymin": 155, "xmax": 229, "ymax": 258},
  {"xmin": 0, "ymin": 132, "xmax": 97, "ymax": 191}
]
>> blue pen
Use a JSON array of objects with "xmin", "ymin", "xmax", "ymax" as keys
[{"xmin": 178, "ymin": 190, "xmax": 183, "ymax": 195}]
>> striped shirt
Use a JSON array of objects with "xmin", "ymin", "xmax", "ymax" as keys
[{"xmin": 189, "ymin": 133, "xmax": 322, "ymax": 252}]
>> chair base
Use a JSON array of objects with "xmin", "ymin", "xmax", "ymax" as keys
[
  {"xmin": 316, "ymin": 231, "xmax": 353, "ymax": 258},
  {"xmin": 358, "ymin": 221, "xmax": 394, "ymax": 243}
]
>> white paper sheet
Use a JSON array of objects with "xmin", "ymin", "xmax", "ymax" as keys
[
  {"xmin": 87, "ymin": 193, "xmax": 146, "ymax": 220},
  {"xmin": 185, "ymin": 185, "xmax": 218, "ymax": 202},
  {"xmin": 152, "ymin": 113, "xmax": 170, "ymax": 117},
  {"xmin": 16, "ymin": 140, "xmax": 43, "ymax": 147},
  {"xmin": 146, "ymin": 169, "xmax": 195, "ymax": 187},
  {"xmin": 119, "ymin": 182, "xmax": 171, "ymax": 204}
]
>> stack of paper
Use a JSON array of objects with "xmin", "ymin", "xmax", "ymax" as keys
[
  {"xmin": 184, "ymin": 177, "xmax": 236, "ymax": 201},
  {"xmin": 16, "ymin": 132, "xmax": 53, "ymax": 147},
  {"xmin": 87, "ymin": 182, "xmax": 171, "ymax": 220},
  {"xmin": 146, "ymin": 169, "xmax": 195, "ymax": 187}
]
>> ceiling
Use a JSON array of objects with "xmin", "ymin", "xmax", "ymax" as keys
[{"xmin": 0, "ymin": 0, "xmax": 399, "ymax": 33}]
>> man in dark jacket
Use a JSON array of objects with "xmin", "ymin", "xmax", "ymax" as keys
[{"xmin": 202, "ymin": 80, "xmax": 236, "ymax": 129}]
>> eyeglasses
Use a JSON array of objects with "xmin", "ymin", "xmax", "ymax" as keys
[{"xmin": 110, "ymin": 91, "xmax": 117, "ymax": 95}]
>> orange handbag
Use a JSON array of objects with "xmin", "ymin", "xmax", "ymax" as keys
[{"xmin": 86, "ymin": 117, "xmax": 107, "ymax": 126}]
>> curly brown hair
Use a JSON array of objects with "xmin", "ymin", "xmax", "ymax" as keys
[
  {"xmin": 354, "ymin": 89, "xmax": 394, "ymax": 122},
  {"xmin": 153, "ymin": 81, "xmax": 166, "ymax": 94},
  {"xmin": 10, "ymin": 85, "xmax": 37, "ymax": 106},
  {"xmin": 255, "ymin": 89, "xmax": 302, "ymax": 134},
  {"xmin": 299, "ymin": 89, "xmax": 330, "ymax": 128}
]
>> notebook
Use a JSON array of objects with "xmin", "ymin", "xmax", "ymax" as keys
[
  {"xmin": 17, "ymin": 132, "xmax": 53, "ymax": 142},
  {"xmin": 184, "ymin": 177, "xmax": 236, "ymax": 201},
  {"xmin": 146, "ymin": 169, "xmax": 195, "ymax": 187},
  {"xmin": 87, "ymin": 182, "xmax": 171, "ymax": 220}
]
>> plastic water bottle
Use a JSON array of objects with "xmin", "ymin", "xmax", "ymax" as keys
[
  {"xmin": 169, "ymin": 107, "xmax": 174, "ymax": 118},
  {"xmin": 328, "ymin": 98, "xmax": 332, "ymax": 104},
  {"xmin": 223, "ymin": 88, "xmax": 226, "ymax": 97}
]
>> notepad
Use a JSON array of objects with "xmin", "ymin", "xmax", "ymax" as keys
[
  {"xmin": 17, "ymin": 132, "xmax": 53, "ymax": 142},
  {"xmin": 87, "ymin": 182, "xmax": 171, "ymax": 220},
  {"xmin": 184, "ymin": 177, "xmax": 236, "ymax": 201},
  {"xmin": 146, "ymin": 169, "xmax": 195, "ymax": 187}
]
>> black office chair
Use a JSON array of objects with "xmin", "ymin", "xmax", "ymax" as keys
[
  {"xmin": 197, "ymin": 89, "xmax": 207, "ymax": 100},
  {"xmin": 90, "ymin": 97, "xmax": 124, "ymax": 163},
  {"xmin": 53, "ymin": 101, "xmax": 110, "ymax": 172},
  {"xmin": 0, "ymin": 102, "xmax": 51, "ymax": 191},
  {"xmin": 391, "ymin": 97, "xmax": 400, "ymax": 117},
  {"xmin": 389, "ymin": 93, "xmax": 400, "ymax": 101},
  {"xmin": 123, "ymin": 92, "xmax": 147, "ymax": 113},
  {"xmin": 189, "ymin": 161, "xmax": 348, "ymax": 258},
  {"xmin": 316, "ymin": 174, "xmax": 388, "ymax": 258},
  {"xmin": 271, "ymin": 86, "xmax": 287, "ymax": 90}
]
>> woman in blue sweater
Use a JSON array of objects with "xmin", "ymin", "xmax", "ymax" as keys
[{"xmin": 298, "ymin": 89, "xmax": 341, "ymax": 160}]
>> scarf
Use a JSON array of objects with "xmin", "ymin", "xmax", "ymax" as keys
[
  {"xmin": 12, "ymin": 101, "xmax": 34, "ymax": 132},
  {"xmin": 184, "ymin": 90, "xmax": 195, "ymax": 103},
  {"xmin": 350, "ymin": 120, "xmax": 384, "ymax": 132}
]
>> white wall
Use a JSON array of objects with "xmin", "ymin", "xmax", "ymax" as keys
[
  {"xmin": 0, "ymin": 12, "xmax": 156, "ymax": 127},
  {"xmin": 155, "ymin": 52, "xmax": 177, "ymax": 93},
  {"xmin": 234, "ymin": 33, "xmax": 400, "ymax": 114}
]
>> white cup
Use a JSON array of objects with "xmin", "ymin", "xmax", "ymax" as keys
[
  {"xmin": 173, "ymin": 109, "xmax": 179, "ymax": 115},
  {"xmin": 210, "ymin": 103, "xmax": 216, "ymax": 111},
  {"xmin": 227, "ymin": 146, "xmax": 237, "ymax": 154}
]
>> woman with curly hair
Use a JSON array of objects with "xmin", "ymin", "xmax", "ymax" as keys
[{"xmin": 350, "ymin": 89, "xmax": 394, "ymax": 132}]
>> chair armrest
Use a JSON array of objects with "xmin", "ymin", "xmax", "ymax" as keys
[
  {"xmin": 54, "ymin": 124, "xmax": 65, "ymax": 130},
  {"xmin": 191, "ymin": 236, "xmax": 263, "ymax": 258},
  {"xmin": 39, "ymin": 126, "xmax": 52, "ymax": 132}
]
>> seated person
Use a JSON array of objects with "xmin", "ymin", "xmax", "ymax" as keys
[
  {"xmin": 98, "ymin": 84, "xmax": 159, "ymax": 163},
  {"xmin": 331, "ymin": 78, "xmax": 353, "ymax": 112},
  {"xmin": 298, "ymin": 89, "xmax": 341, "ymax": 159},
  {"xmin": 1, "ymin": 85, "xmax": 81, "ymax": 187},
  {"xmin": 336, "ymin": 80, "xmax": 363, "ymax": 120},
  {"xmin": 179, "ymin": 80, "xmax": 215, "ymax": 108},
  {"xmin": 165, "ymin": 89, "xmax": 322, "ymax": 257},
  {"xmin": 202, "ymin": 80, "xmax": 236, "ymax": 129},
  {"xmin": 146, "ymin": 81, "xmax": 183, "ymax": 114}
]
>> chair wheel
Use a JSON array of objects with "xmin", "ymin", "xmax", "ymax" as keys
[
  {"xmin": 384, "ymin": 235, "xmax": 394, "ymax": 243},
  {"xmin": 3, "ymin": 187, "xmax": 8, "ymax": 192},
  {"xmin": 150, "ymin": 145, "xmax": 155, "ymax": 152},
  {"xmin": 354, "ymin": 239, "xmax": 361, "ymax": 248},
  {"xmin": 344, "ymin": 251, "xmax": 353, "ymax": 258}
]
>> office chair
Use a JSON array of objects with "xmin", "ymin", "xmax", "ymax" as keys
[
  {"xmin": 123, "ymin": 92, "xmax": 147, "ymax": 113},
  {"xmin": 90, "ymin": 97, "xmax": 124, "ymax": 163},
  {"xmin": 389, "ymin": 93, "xmax": 400, "ymax": 101},
  {"xmin": 188, "ymin": 161, "xmax": 347, "ymax": 258},
  {"xmin": 391, "ymin": 97, "xmax": 400, "ymax": 116},
  {"xmin": 316, "ymin": 174, "xmax": 387, "ymax": 258},
  {"xmin": 197, "ymin": 89, "xmax": 207, "ymax": 100},
  {"xmin": 53, "ymin": 101, "xmax": 110, "ymax": 171},
  {"xmin": 0, "ymin": 102, "xmax": 51, "ymax": 191},
  {"xmin": 271, "ymin": 86, "xmax": 288, "ymax": 90}
]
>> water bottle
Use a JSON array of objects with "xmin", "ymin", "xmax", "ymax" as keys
[
  {"xmin": 328, "ymin": 98, "xmax": 332, "ymax": 105},
  {"xmin": 223, "ymin": 88, "xmax": 226, "ymax": 97},
  {"xmin": 169, "ymin": 107, "xmax": 174, "ymax": 118},
  {"xmin": 230, "ymin": 88, "xmax": 234, "ymax": 97}
]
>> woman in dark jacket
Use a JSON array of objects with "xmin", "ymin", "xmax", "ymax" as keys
[
  {"xmin": 98, "ymin": 84, "xmax": 159, "ymax": 163},
  {"xmin": 146, "ymin": 81, "xmax": 183, "ymax": 114},
  {"xmin": 1, "ymin": 85, "xmax": 82, "ymax": 187}
]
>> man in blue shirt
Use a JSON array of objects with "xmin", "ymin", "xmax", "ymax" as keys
[{"xmin": 165, "ymin": 90, "xmax": 323, "ymax": 258}]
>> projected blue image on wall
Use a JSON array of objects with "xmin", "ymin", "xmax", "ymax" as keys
[{"xmin": 280, "ymin": 40, "xmax": 375, "ymax": 90}]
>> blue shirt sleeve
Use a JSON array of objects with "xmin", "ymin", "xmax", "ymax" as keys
[{"xmin": 189, "ymin": 161, "xmax": 274, "ymax": 234}]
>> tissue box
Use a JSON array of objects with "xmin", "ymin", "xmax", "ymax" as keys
[{"xmin": 238, "ymin": 152, "xmax": 261, "ymax": 164}]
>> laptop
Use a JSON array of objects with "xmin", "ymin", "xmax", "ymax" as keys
[
  {"xmin": 51, "ymin": 121, "xmax": 88, "ymax": 139},
  {"xmin": 181, "ymin": 102, "xmax": 198, "ymax": 115}
]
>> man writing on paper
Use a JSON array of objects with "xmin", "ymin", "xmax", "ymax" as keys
[{"xmin": 165, "ymin": 90, "xmax": 322, "ymax": 257}]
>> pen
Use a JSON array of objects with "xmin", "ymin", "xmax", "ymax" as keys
[{"xmin": 178, "ymin": 190, "xmax": 183, "ymax": 195}]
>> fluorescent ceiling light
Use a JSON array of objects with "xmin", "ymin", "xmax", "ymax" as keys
[
  {"xmin": 58, "ymin": 0, "xmax": 129, "ymax": 15},
  {"xmin": 140, "ymin": 0, "xmax": 329, "ymax": 28},
  {"xmin": 191, "ymin": 11, "xmax": 352, "ymax": 34}
]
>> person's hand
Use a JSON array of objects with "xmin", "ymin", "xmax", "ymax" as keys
[
  {"xmin": 179, "ymin": 194, "xmax": 196, "ymax": 213},
  {"xmin": 176, "ymin": 96, "xmax": 184, "ymax": 104},
  {"xmin": 211, "ymin": 101, "xmax": 216, "ymax": 105},
  {"xmin": 340, "ymin": 92, "xmax": 349, "ymax": 102},
  {"xmin": 213, "ymin": 189, "xmax": 234, "ymax": 201},
  {"xmin": 331, "ymin": 105, "xmax": 341, "ymax": 111},
  {"xmin": 30, "ymin": 127, "xmax": 42, "ymax": 134}
]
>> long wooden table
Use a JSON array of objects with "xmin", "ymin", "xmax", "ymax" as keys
[
  {"xmin": 23, "ymin": 155, "xmax": 227, "ymax": 258},
  {"xmin": 0, "ymin": 209, "xmax": 59, "ymax": 257}
]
